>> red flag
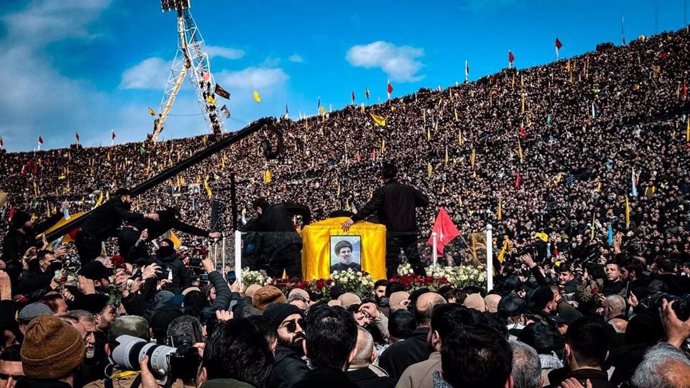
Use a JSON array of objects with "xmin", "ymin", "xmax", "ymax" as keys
[
  {"xmin": 515, "ymin": 171, "xmax": 522, "ymax": 189},
  {"xmin": 387, "ymin": 82, "xmax": 393, "ymax": 95},
  {"xmin": 202, "ymin": 71, "xmax": 210, "ymax": 81},
  {"xmin": 519, "ymin": 121, "xmax": 526, "ymax": 138},
  {"xmin": 555, "ymin": 38, "xmax": 563, "ymax": 50},
  {"xmin": 21, "ymin": 165, "xmax": 27, "ymax": 176},
  {"xmin": 427, "ymin": 207, "xmax": 461, "ymax": 255},
  {"xmin": 508, "ymin": 51, "xmax": 515, "ymax": 64},
  {"xmin": 355, "ymin": 151, "xmax": 361, "ymax": 162},
  {"xmin": 38, "ymin": 136, "xmax": 44, "ymax": 145}
]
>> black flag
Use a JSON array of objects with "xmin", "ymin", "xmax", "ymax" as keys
[{"xmin": 214, "ymin": 84, "xmax": 230, "ymax": 99}]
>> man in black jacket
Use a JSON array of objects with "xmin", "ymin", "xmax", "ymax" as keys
[
  {"xmin": 153, "ymin": 238, "xmax": 191, "ymax": 294},
  {"xmin": 378, "ymin": 291, "xmax": 445, "ymax": 382},
  {"xmin": 342, "ymin": 162, "xmax": 429, "ymax": 278},
  {"xmin": 264, "ymin": 303, "xmax": 309, "ymax": 388},
  {"xmin": 118, "ymin": 207, "xmax": 222, "ymax": 262},
  {"xmin": 244, "ymin": 198, "xmax": 310, "ymax": 277},
  {"xmin": 76, "ymin": 188, "xmax": 159, "ymax": 264},
  {"xmin": 2, "ymin": 207, "xmax": 64, "ymax": 283}
]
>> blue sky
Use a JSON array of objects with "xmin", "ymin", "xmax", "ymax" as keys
[{"xmin": 0, "ymin": 0, "xmax": 687, "ymax": 151}]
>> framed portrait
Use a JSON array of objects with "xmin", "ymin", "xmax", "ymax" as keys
[{"xmin": 330, "ymin": 235, "xmax": 362, "ymax": 273}]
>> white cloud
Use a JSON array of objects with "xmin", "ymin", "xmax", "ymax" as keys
[
  {"xmin": 1, "ymin": 0, "xmax": 111, "ymax": 47},
  {"xmin": 217, "ymin": 67, "xmax": 288, "ymax": 90},
  {"xmin": 288, "ymin": 54, "xmax": 304, "ymax": 63},
  {"xmin": 206, "ymin": 45, "xmax": 245, "ymax": 60},
  {"xmin": 119, "ymin": 57, "xmax": 170, "ymax": 90},
  {"xmin": 346, "ymin": 41, "xmax": 424, "ymax": 82},
  {"xmin": 0, "ymin": 0, "xmax": 114, "ymax": 151}
]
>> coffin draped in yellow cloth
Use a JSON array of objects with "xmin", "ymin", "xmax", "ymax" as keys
[{"xmin": 301, "ymin": 217, "xmax": 386, "ymax": 280}]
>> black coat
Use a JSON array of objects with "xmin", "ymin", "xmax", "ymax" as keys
[
  {"xmin": 154, "ymin": 254, "xmax": 191, "ymax": 294},
  {"xmin": 351, "ymin": 179, "xmax": 428, "ymax": 233},
  {"xmin": 80, "ymin": 197, "xmax": 145, "ymax": 240},
  {"xmin": 293, "ymin": 367, "xmax": 358, "ymax": 388},
  {"xmin": 244, "ymin": 202, "xmax": 310, "ymax": 255},
  {"xmin": 378, "ymin": 327, "xmax": 432, "ymax": 381},
  {"xmin": 2, "ymin": 212, "xmax": 62, "ymax": 281},
  {"xmin": 346, "ymin": 367, "xmax": 396, "ymax": 388},
  {"xmin": 269, "ymin": 345, "xmax": 309, "ymax": 388}
]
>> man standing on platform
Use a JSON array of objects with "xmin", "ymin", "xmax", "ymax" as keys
[
  {"xmin": 245, "ymin": 198, "xmax": 311, "ymax": 278},
  {"xmin": 342, "ymin": 162, "xmax": 429, "ymax": 278}
]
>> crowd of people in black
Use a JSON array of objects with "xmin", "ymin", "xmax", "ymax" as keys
[{"xmin": 0, "ymin": 25, "xmax": 688, "ymax": 388}]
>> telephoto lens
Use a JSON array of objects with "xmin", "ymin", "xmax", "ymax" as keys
[{"xmin": 111, "ymin": 335, "xmax": 177, "ymax": 377}]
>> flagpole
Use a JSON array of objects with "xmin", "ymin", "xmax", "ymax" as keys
[
  {"xmin": 432, "ymin": 232, "xmax": 438, "ymax": 266},
  {"xmin": 235, "ymin": 230, "xmax": 242, "ymax": 284},
  {"xmin": 486, "ymin": 224, "xmax": 493, "ymax": 291}
]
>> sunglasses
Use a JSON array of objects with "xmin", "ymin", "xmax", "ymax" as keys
[{"xmin": 282, "ymin": 318, "xmax": 304, "ymax": 333}]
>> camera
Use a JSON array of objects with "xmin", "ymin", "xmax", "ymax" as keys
[
  {"xmin": 111, "ymin": 335, "xmax": 201, "ymax": 382},
  {"xmin": 641, "ymin": 292, "xmax": 690, "ymax": 321}
]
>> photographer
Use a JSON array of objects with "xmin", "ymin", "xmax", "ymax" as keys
[{"xmin": 84, "ymin": 315, "xmax": 152, "ymax": 388}]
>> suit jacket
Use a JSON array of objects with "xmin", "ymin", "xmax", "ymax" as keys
[
  {"xmin": 293, "ymin": 367, "xmax": 358, "ymax": 388},
  {"xmin": 396, "ymin": 351, "xmax": 441, "ymax": 388},
  {"xmin": 378, "ymin": 327, "xmax": 431, "ymax": 382},
  {"xmin": 346, "ymin": 366, "xmax": 396, "ymax": 388}
]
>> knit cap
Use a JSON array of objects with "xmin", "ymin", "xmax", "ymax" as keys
[{"xmin": 21, "ymin": 315, "xmax": 85, "ymax": 379}]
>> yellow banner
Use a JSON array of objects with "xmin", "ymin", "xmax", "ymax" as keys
[{"xmin": 301, "ymin": 217, "xmax": 386, "ymax": 280}]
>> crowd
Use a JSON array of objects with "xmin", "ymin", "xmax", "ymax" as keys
[{"xmin": 0, "ymin": 25, "xmax": 688, "ymax": 388}]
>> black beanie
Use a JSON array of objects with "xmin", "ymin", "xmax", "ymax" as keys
[{"xmin": 262, "ymin": 303, "xmax": 302, "ymax": 332}]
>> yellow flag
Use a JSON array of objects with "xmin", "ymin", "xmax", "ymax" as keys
[
  {"xmin": 535, "ymin": 232, "xmax": 549, "ymax": 242},
  {"xmin": 454, "ymin": 109, "xmax": 459, "ymax": 122},
  {"xmin": 253, "ymin": 90, "xmax": 262, "ymax": 103},
  {"xmin": 625, "ymin": 196, "xmax": 630, "ymax": 228},
  {"xmin": 521, "ymin": 94, "xmax": 525, "ymax": 113},
  {"xmin": 458, "ymin": 131, "xmax": 463, "ymax": 145},
  {"xmin": 370, "ymin": 113, "xmax": 386, "ymax": 127},
  {"xmin": 497, "ymin": 198, "xmax": 502, "ymax": 220},
  {"xmin": 147, "ymin": 107, "xmax": 156, "ymax": 116},
  {"xmin": 444, "ymin": 145, "xmax": 449, "ymax": 165},
  {"xmin": 497, "ymin": 239, "xmax": 508, "ymax": 263},
  {"xmin": 168, "ymin": 230, "xmax": 182, "ymax": 249},
  {"xmin": 381, "ymin": 139, "xmax": 385, "ymax": 153},
  {"xmin": 206, "ymin": 95, "xmax": 216, "ymax": 105},
  {"xmin": 203, "ymin": 176, "xmax": 213, "ymax": 199},
  {"xmin": 596, "ymin": 181, "xmax": 602, "ymax": 192},
  {"xmin": 427, "ymin": 162, "xmax": 433, "ymax": 178},
  {"xmin": 427, "ymin": 127, "xmax": 431, "ymax": 141},
  {"xmin": 95, "ymin": 191, "xmax": 104, "ymax": 207},
  {"xmin": 470, "ymin": 146, "xmax": 476, "ymax": 169},
  {"xmin": 33, "ymin": 180, "xmax": 38, "ymax": 196},
  {"xmin": 263, "ymin": 169, "xmax": 272, "ymax": 184},
  {"xmin": 517, "ymin": 140, "xmax": 523, "ymax": 163},
  {"xmin": 319, "ymin": 105, "xmax": 327, "ymax": 116},
  {"xmin": 686, "ymin": 117, "xmax": 689, "ymax": 143},
  {"xmin": 360, "ymin": 103, "xmax": 365, "ymax": 113}
]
